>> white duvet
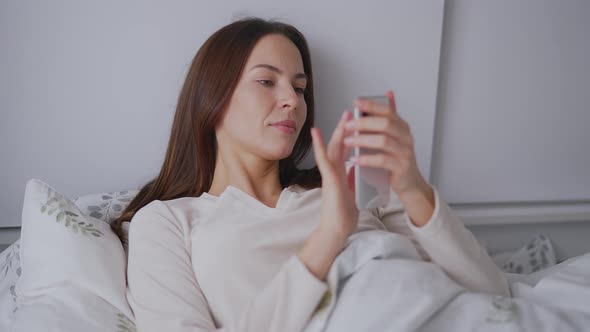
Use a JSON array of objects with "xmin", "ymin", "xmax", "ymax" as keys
[
  {"xmin": 304, "ymin": 230, "xmax": 590, "ymax": 332},
  {"xmin": 3, "ymin": 230, "xmax": 589, "ymax": 331}
]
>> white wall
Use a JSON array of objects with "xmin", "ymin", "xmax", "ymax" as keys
[
  {"xmin": 431, "ymin": 0, "xmax": 590, "ymax": 204},
  {"xmin": 0, "ymin": 0, "xmax": 443, "ymax": 228},
  {"xmin": 432, "ymin": 0, "xmax": 590, "ymax": 260}
]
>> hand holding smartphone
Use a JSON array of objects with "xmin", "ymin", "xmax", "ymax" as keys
[{"xmin": 353, "ymin": 95, "xmax": 392, "ymax": 209}]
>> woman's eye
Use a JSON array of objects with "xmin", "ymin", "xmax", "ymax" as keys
[
  {"xmin": 257, "ymin": 80, "xmax": 305, "ymax": 95},
  {"xmin": 257, "ymin": 80, "xmax": 274, "ymax": 87}
]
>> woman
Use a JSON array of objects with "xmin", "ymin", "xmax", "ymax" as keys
[{"xmin": 113, "ymin": 17, "xmax": 510, "ymax": 332}]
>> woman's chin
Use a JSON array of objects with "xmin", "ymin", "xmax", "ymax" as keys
[{"xmin": 263, "ymin": 147, "xmax": 294, "ymax": 161}]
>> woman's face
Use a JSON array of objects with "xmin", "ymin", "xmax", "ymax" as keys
[{"xmin": 216, "ymin": 33, "xmax": 308, "ymax": 162}]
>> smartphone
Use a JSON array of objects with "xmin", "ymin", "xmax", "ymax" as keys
[{"xmin": 353, "ymin": 95, "xmax": 392, "ymax": 209}]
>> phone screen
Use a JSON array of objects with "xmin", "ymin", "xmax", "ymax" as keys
[{"xmin": 353, "ymin": 95, "xmax": 392, "ymax": 209}]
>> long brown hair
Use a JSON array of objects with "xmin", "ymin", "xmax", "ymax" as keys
[{"xmin": 111, "ymin": 17, "xmax": 321, "ymax": 239}]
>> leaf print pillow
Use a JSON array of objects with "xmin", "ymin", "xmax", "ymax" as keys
[
  {"xmin": 74, "ymin": 190, "xmax": 139, "ymax": 225},
  {"xmin": 14, "ymin": 179, "xmax": 133, "ymax": 321},
  {"xmin": 10, "ymin": 285, "xmax": 136, "ymax": 332},
  {"xmin": 74, "ymin": 189, "xmax": 139, "ymax": 255},
  {"xmin": 0, "ymin": 241, "xmax": 20, "ymax": 330}
]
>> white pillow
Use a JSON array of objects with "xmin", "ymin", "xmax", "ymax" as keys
[
  {"xmin": 491, "ymin": 234, "xmax": 557, "ymax": 274},
  {"xmin": 74, "ymin": 189, "xmax": 138, "ymax": 225},
  {"xmin": 11, "ymin": 285, "xmax": 136, "ymax": 332},
  {"xmin": 14, "ymin": 179, "xmax": 134, "ymax": 324},
  {"xmin": 0, "ymin": 241, "xmax": 20, "ymax": 330},
  {"xmin": 74, "ymin": 189, "xmax": 138, "ymax": 254}
]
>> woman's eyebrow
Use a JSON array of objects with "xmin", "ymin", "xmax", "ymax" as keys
[{"xmin": 249, "ymin": 64, "xmax": 308, "ymax": 81}]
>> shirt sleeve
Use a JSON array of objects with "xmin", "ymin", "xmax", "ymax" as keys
[
  {"xmin": 375, "ymin": 186, "xmax": 511, "ymax": 296},
  {"xmin": 126, "ymin": 201, "xmax": 328, "ymax": 332}
]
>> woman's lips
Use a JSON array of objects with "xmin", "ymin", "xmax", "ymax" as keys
[
  {"xmin": 271, "ymin": 124, "xmax": 295, "ymax": 134},
  {"xmin": 270, "ymin": 120, "xmax": 296, "ymax": 134}
]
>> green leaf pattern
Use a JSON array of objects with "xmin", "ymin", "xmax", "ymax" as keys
[
  {"xmin": 485, "ymin": 296, "xmax": 516, "ymax": 323},
  {"xmin": 312, "ymin": 287, "xmax": 333, "ymax": 317},
  {"xmin": 0, "ymin": 185, "xmax": 142, "ymax": 328},
  {"xmin": 75, "ymin": 190, "xmax": 138, "ymax": 225},
  {"xmin": 39, "ymin": 188, "xmax": 104, "ymax": 238},
  {"xmin": 116, "ymin": 312, "xmax": 137, "ymax": 332},
  {"xmin": 0, "ymin": 242, "xmax": 19, "ymax": 277},
  {"xmin": 0, "ymin": 241, "xmax": 21, "ymax": 315}
]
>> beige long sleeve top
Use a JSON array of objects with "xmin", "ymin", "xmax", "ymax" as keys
[{"xmin": 126, "ymin": 182, "xmax": 509, "ymax": 332}]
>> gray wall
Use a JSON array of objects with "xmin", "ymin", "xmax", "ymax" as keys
[
  {"xmin": 0, "ymin": 0, "xmax": 443, "ymax": 228},
  {"xmin": 428, "ymin": 0, "xmax": 590, "ymax": 259},
  {"xmin": 431, "ymin": 0, "xmax": 590, "ymax": 204}
]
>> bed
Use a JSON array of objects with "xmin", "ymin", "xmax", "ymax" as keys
[{"xmin": 0, "ymin": 178, "xmax": 586, "ymax": 331}]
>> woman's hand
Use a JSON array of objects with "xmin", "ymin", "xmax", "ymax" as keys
[
  {"xmin": 343, "ymin": 90, "xmax": 429, "ymax": 198},
  {"xmin": 342, "ymin": 90, "xmax": 435, "ymax": 226},
  {"xmin": 311, "ymin": 111, "xmax": 359, "ymax": 240}
]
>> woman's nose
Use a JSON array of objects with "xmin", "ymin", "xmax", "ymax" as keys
[{"xmin": 279, "ymin": 87, "xmax": 298, "ymax": 110}]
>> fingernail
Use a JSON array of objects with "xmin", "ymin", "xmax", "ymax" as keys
[
  {"xmin": 345, "ymin": 121, "xmax": 355, "ymax": 129},
  {"xmin": 339, "ymin": 114, "xmax": 347, "ymax": 123},
  {"xmin": 344, "ymin": 137, "xmax": 353, "ymax": 144}
]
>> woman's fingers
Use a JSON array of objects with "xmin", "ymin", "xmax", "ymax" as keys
[
  {"xmin": 343, "ymin": 134, "xmax": 407, "ymax": 156},
  {"xmin": 345, "ymin": 116, "xmax": 410, "ymax": 146},
  {"xmin": 311, "ymin": 128, "xmax": 329, "ymax": 170},
  {"xmin": 386, "ymin": 90, "xmax": 397, "ymax": 115},
  {"xmin": 347, "ymin": 166, "xmax": 355, "ymax": 193},
  {"xmin": 327, "ymin": 111, "xmax": 351, "ymax": 161},
  {"xmin": 353, "ymin": 153, "xmax": 398, "ymax": 173},
  {"xmin": 353, "ymin": 90, "xmax": 397, "ymax": 116},
  {"xmin": 342, "ymin": 143, "xmax": 352, "ymax": 162}
]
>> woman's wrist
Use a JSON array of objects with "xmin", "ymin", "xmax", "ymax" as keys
[
  {"xmin": 398, "ymin": 180, "xmax": 436, "ymax": 228},
  {"xmin": 298, "ymin": 227, "xmax": 347, "ymax": 281}
]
